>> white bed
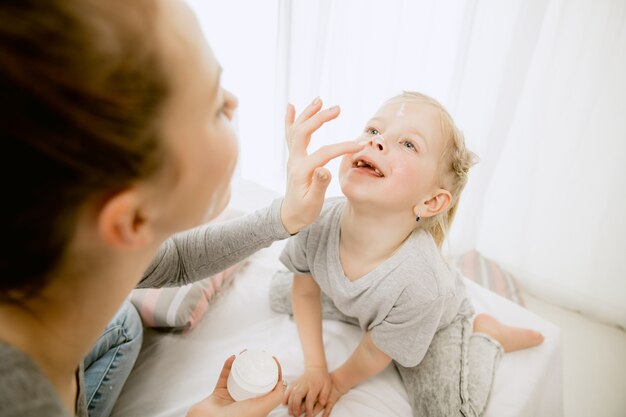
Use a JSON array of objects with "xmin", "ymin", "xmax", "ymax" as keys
[{"xmin": 111, "ymin": 181, "xmax": 563, "ymax": 417}]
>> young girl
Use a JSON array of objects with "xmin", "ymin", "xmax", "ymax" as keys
[{"xmin": 270, "ymin": 91, "xmax": 545, "ymax": 417}]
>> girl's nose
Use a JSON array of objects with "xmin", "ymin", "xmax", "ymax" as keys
[{"xmin": 370, "ymin": 135, "xmax": 385, "ymax": 152}]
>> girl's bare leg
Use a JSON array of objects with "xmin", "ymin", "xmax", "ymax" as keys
[{"xmin": 473, "ymin": 313, "xmax": 544, "ymax": 352}]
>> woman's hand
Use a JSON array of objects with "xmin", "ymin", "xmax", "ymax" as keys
[
  {"xmin": 284, "ymin": 366, "xmax": 332, "ymax": 417},
  {"xmin": 280, "ymin": 97, "xmax": 364, "ymax": 234},
  {"xmin": 187, "ymin": 355, "xmax": 286, "ymax": 417}
]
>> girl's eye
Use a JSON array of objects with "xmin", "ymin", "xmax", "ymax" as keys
[
  {"xmin": 402, "ymin": 140, "xmax": 417, "ymax": 152},
  {"xmin": 366, "ymin": 127, "xmax": 379, "ymax": 135}
]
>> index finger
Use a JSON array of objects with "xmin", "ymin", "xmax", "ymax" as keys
[
  {"xmin": 213, "ymin": 355, "xmax": 236, "ymax": 393},
  {"xmin": 273, "ymin": 356, "xmax": 283, "ymax": 392},
  {"xmin": 301, "ymin": 141, "xmax": 365, "ymax": 173}
]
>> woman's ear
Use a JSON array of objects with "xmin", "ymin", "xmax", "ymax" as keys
[
  {"xmin": 97, "ymin": 188, "xmax": 154, "ymax": 250},
  {"xmin": 415, "ymin": 189, "xmax": 452, "ymax": 219}
]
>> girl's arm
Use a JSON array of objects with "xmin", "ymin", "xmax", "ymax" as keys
[
  {"xmin": 286, "ymin": 273, "xmax": 332, "ymax": 417},
  {"xmin": 322, "ymin": 332, "xmax": 392, "ymax": 417},
  {"xmin": 332, "ymin": 331, "xmax": 392, "ymax": 390},
  {"xmin": 292, "ymin": 273, "xmax": 326, "ymax": 369}
]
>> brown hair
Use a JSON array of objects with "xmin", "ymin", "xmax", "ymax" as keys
[
  {"xmin": 0, "ymin": 0, "xmax": 169, "ymax": 301},
  {"xmin": 392, "ymin": 91, "xmax": 478, "ymax": 247}
]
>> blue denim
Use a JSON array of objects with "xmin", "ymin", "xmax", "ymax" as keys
[{"xmin": 83, "ymin": 300, "xmax": 143, "ymax": 417}]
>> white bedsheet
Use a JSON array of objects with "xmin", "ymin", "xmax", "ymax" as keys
[{"xmin": 111, "ymin": 239, "xmax": 563, "ymax": 417}]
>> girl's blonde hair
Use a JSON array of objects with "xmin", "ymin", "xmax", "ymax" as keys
[{"xmin": 390, "ymin": 91, "xmax": 477, "ymax": 247}]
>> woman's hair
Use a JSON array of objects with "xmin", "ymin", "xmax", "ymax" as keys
[
  {"xmin": 393, "ymin": 91, "xmax": 477, "ymax": 247},
  {"xmin": 0, "ymin": 0, "xmax": 169, "ymax": 302}
]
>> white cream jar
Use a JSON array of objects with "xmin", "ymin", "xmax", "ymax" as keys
[{"xmin": 226, "ymin": 349, "xmax": 279, "ymax": 401}]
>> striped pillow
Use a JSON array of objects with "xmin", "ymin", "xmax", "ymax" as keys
[
  {"xmin": 129, "ymin": 262, "xmax": 245, "ymax": 332},
  {"xmin": 455, "ymin": 250, "xmax": 525, "ymax": 306},
  {"xmin": 129, "ymin": 208, "xmax": 246, "ymax": 332}
]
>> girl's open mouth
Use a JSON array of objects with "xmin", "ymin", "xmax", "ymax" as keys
[{"xmin": 352, "ymin": 159, "xmax": 384, "ymax": 177}]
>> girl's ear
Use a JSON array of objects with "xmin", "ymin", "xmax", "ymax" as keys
[
  {"xmin": 414, "ymin": 189, "xmax": 452, "ymax": 219},
  {"xmin": 97, "ymin": 188, "xmax": 154, "ymax": 250}
]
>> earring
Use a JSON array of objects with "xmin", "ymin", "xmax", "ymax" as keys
[{"xmin": 415, "ymin": 211, "xmax": 421, "ymax": 222}]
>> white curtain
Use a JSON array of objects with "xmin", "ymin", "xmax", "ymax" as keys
[{"xmin": 187, "ymin": 0, "xmax": 626, "ymax": 329}]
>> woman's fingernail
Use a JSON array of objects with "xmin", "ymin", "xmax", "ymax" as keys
[
  {"xmin": 312, "ymin": 96, "xmax": 321, "ymax": 105},
  {"xmin": 326, "ymin": 105, "xmax": 339, "ymax": 112}
]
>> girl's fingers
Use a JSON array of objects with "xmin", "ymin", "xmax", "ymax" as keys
[
  {"xmin": 322, "ymin": 401, "xmax": 335, "ymax": 417},
  {"xmin": 319, "ymin": 382, "xmax": 331, "ymax": 406},
  {"xmin": 287, "ymin": 391, "xmax": 295, "ymax": 415},
  {"xmin": 304, "ymin": 387, "xmax": 320, "ymax": 417},
  {"xmin": 295, "ymin": 393, "xmax": 306, "ymax": 417},
  {"xmin": 289, "ymin": 388, "xmax": 305, "ymax": 417},
  {"xmin": 312, "ymin": 401, "xmax": 325, "ymax": 417}
]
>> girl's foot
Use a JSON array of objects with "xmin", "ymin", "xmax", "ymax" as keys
[{"xmin": 473, "ymin": 313, "xmax": 544, "ymax": 352}]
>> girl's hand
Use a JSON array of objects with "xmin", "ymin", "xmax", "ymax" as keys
[
  {"xmin": 321, "ymin": 372, "xmax": 350, "ymax": 417},
  {"xmin": 284, "ymin": 366, "xmax": 332, "ymax": 417},
  {"xmin": 280, "ymin": 97, "xmax": 364, "ymax": 234},
  {"xmin": 187, "ymin": 355, "xmax": 286, "ymax": 417}
]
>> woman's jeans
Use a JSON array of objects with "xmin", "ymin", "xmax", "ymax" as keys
[{"xmin": 83, "ymin": 300, "xmax": 143, "ymax": 417}]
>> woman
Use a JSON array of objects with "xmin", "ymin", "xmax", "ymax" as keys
[{"xmin": 0, "ymin": 0, "xmax": 361, "ymax": 416}]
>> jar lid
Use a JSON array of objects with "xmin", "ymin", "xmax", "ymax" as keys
[{"xmin": 233, "ymin": 350, "xmax": 278, "ymax": 391}]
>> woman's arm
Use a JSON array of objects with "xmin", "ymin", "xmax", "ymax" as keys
[
  {"xmin": 140, "ymin": 98, "xmax": 363, "ymax": 289},
  {"xmin": 138, "ymin": 199, "xmax": 287, "ymax": 288}
]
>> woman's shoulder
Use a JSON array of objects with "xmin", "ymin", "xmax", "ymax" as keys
[{"xmin": 0, "ymin": 341, "xmax": 70, "ymax": 416}]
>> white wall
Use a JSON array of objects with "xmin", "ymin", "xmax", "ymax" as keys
[{"xmin": 187, "ymin": 0, "xmax": 626, "ymax": 329}]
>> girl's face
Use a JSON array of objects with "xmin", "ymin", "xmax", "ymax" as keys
[
  {"xmin": 339, "ymin": 99, "xmax": 447, "ymax": 214},
  {"xmin": 150, "ymin": 0, "xmax": 239, "ymax": 233}
]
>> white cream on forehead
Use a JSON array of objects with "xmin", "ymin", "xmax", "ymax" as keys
[{"xmin": 396, "ymin": 103, "xmax": 406, "ymax": 117}]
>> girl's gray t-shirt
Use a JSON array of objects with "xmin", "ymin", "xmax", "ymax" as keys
[
  {"xmin": 0, "ymin": 199, "xmax": 290, "ymax": 417},
  {"xmin": 279, "ymin": 197, "xmax": 468, "ymax": 368}
]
